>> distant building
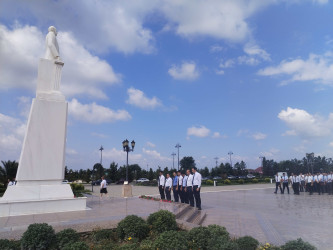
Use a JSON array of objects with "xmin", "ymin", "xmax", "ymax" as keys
[{"xmin": 247, "ymin": 167, "xmax": 263, "ymax": 175}]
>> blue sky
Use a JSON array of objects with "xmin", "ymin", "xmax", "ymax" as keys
[{"xmin": 1, "ymin": 0, "xmax": 333, "ymax": 171}]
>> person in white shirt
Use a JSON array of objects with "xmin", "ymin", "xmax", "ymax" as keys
[
  {"xmin": 292, "ymin": 173, "xmax": 300, "ymax": 195},
  {"xmin": 299, "ymin": 173, "xmax": 305, "ymax": 192},
  {"xmin": 192, "ymin": 167, "xmax": 202, "ymax": 210},
  {"xmin": 313, "ymin": 174, "xmax": 319, "ymax": 194},
  {"xmin": 306, "ymin": 174, "xmax": 313, "ymax": 195},
  {"xmin": 177, "ymin": 171, "xmax": 183, "ymax": 202},
  {"xmin": 274, "ymin": 173, "xmax": 282, "ymax": 194},
  {"xmin": 185, "ymin": 169, "xmax": 194, "ymax": 207},
  {"xmin": 318, "ymin": 173, "xmax": 324, "ymax": 195},
  {"xmin": 100, "ymin": 176, "xmax": 108, "ymax": 200},
  {"xmin": 327, "ymin": 172, "xmax": 333, "ymax": 195},
  {"xmin": 182, "ymin": 172, "xmax": 188, "ymax": 204},
  {"xmin": 164, "ymin": 173, "xmax": 172, "ymax": 201},
  {"xmin": 281, "ymin": 173, "xmax": 289, "ymax": 194},
  {"xmin": 158, "ymin": 171, "xmax": 166, "ymax": 200}
]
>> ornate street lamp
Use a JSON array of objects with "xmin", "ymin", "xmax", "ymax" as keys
[
  {"xmin": 175, "ymin": 143, "xmax": 181, "ymax": 170},
  {"xmin": 122, "ymin": 139, "xmax": 135, "ymax": 182}
]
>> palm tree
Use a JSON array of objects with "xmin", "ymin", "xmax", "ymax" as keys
[{"xmin": 0, "ymin": 160, "xmax": 18, "ymax": 184}]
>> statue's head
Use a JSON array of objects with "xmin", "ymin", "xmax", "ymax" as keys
[{"xmin": 48, "ymin": 26, "xmax": 57, "ymax": 35}]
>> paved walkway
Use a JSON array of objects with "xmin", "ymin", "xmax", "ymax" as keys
[{"xmin": 1, "ymin": 183, "xmax": 332, "ymax": 249}]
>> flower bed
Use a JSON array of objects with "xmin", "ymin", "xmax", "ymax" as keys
[{"xmin": 139, "ymin": 195, "xmax": 174, "ymax": 203}]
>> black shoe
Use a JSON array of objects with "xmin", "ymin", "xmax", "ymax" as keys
[
  {"xmin": 198, "ymin": 208, "xmax": 202, "ymax": 210},
  {"xmin": 274, "ymin": 192, "xmax": 277, "ymax": 194}
]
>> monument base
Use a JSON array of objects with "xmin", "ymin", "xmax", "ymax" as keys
[
  {"xmin": 0, "ymin": 184, "xmax": 87, "ymax": 217},
  {"xmin": 122, "ymin": 184, "xmax": 132, "ymax": 198}
]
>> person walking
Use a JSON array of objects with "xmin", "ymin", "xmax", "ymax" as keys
[
  {"xmin": 192, "ymin": 167, "xmax": 202, "ymax": 210},
  {"xmin": 282, "ymin": 173, "xmax": 289, "ymax": 194},
  {"xmin": 158, "ymin": 171, "xmax": 165, "ymax": 200},
  {"xmin": 182, "ymin": 172, "xmax": 188, "ymax": 204},
  {"xmin": 186, "ymin": 169, "xmax": 194, "ymax": 207},
  {"xmin": 165, "ymin": 173, "xmax": 172, "ymax": 201},
  {"xmin": 100, "ymin": 176, "xmax": 108, "ymax": 200},
  {"xmin": 177, "ymin": 171, "xmax": 183, "ymax": 202},
  {"xmin": 274, "ymin": 173, "xmax": 282, "ymax": 194},
  {"xmin": 172, "ymin": 172, "xmax": 179, "ymax": 202}
]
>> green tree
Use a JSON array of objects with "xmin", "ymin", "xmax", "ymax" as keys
[
  {"xmin": 108, "ymin": 162, "xmax": 118, "ymax": 182},
  {"xmin": 0, "ymin": 160, "xmax": 18, "ymax": 183},
  {"xmin": 180, "ymin": 156, "xmax": 196, "ymax": 171},
  {"xmin": 93, "ymin": 163, "xmax": 104, "ymax": 180}
]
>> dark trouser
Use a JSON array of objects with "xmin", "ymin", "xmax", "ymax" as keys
[
  {"xmin": 300, "ymin": 181, "xmax": 305, "ymax": 192},
  {"xmin": 307, "ymin": 183, "xmax": 313, "ymax": 194},
  {"xmin": 282, "ymin": 182, "xmax": 289, "ymax": 194},
  {"xmin": 327, "ymin": 182, "xmax": 332, "ymax": 195},
  {"xmin": 187, "ymin": 186, "xmax": 194, "ymax": 207},
  {"xmin": 159, "ymin": 185, "xmax": 165, "ymax": 199},
  {"xmin": 165, "ymin": 187, "xmax": 171, "ymax": 201},
  {"xmin": 274, "ymin": 182, "xmax": 282, "ymax": 193},
  {"xmin": 319, "ymin": 182, "xmax": 325, "ymax": 194},
  {"xmin": 173, "ymin": 186, "xmax": 179, "ymax": 202},
  {"xmin": 294, "ymin": 182, "xmax": 300, "ymax": 195},
  {"xmin": 292, "ymin": 183, "xmax": 296, "ymax": 194},
  {"xmin": 193, "ymin": 185, "xmax": 201, "ymax": 209},
  {"xmin": 313, "ymin": 182, "xmax": 318, "ymax": 193},
  {"xmin": 178, "ymin": 186, "xmax": 183, "ymax": 202},
  {"xmin": 183, "ymin": 186, "xmax": 189, "ymax": 204}
]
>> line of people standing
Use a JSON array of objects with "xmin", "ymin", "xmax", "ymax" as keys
[
  {"xmin": 158, "ymin": 167, "xmax": 202, "ymax": 210},
  {"xmin": 274, "ymin": 172, "xmax": 333, "ymax": 195}
]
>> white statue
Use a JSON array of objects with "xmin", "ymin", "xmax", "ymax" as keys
[{"xmin": 44, "ymin": 26, "xmax": 62, "ymax": 62}]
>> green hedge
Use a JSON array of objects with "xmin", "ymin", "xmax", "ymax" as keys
[
  {"xmin": 56, "ymin": 228, "xmax": 80, "ymax": 249},
  {"xmin": 147, "ymin": 210, "xmax": 177, "ymax": 234},
  {"xmin": 21, "ymin": 223, "xmax": 56, "ymax": 250},
  {"xmin": 154, "ymin": 230, "xmax": 188, "ymax": 250},
  {"xmin": 117, "ymin": 215, "xmax": 149, "ymax": 241}
]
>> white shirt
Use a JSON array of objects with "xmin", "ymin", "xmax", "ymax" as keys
[
  {"xmin": 193, "ymin": 172, "xmax": 202, "ymax": 188},
  {"xmin": 327, "ymin": 174, "xmax": 332, "ymax": 182},
  {"xmin": 178, "ymin": 175, "xmax": 183, "ymax": 186},
  {"xmin": 8, "ymin": 181, "xmax": 14, "ymax": 186},
  {"xmin": 187, "ymin": 174, "xmax": 193, "ymax": 187},
  {"xmin": 165, "ymin": 177, "xmax": 172, "ymax": 188},
  {"xmin": 306, "ymin": 176, "xmax": 313, "ymax": 183},
  {"xmin": 282, "ymin": 176, "xmax": 288, "ymax": 182},
  {"xmin": 275, "ymin": 175, "xmax": 281, "ymax": 182},
  {"xmin": 318, "ymin": 174, "xmax": 323, "ymax": 182},
  {"xmin": 100, "ymin": 179, "xmax": 107, "ymax": 188},
  {"xmin": 300, "ymin": 175, "xmax": 305, "ymax": 181},
  {"xmin": 159, "ymin": 175, "xmax": 165, "ymax": 186},
  {"xmin": 313, "ymin": 175, "xmax": 318, "ymax": 182}
]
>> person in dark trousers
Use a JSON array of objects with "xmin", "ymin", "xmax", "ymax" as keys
[
  {"xmin": 177, "ymin": 171, "xmax": 183, "ymax": 202},
  {"xmin": 299, "ymin": 173, "xmax": 305, "ymax": 192},
  {"xmin": 192, "ymin": 167, "xmax": 202, "ymax": 210},
  {"xmin": 182, "ymin": 172, "xmax": 188, "ymax": 204},
  {"xmin": 186, "ymin": 169, "xmax": 194, "ymax": 207},
  {"xmin": 293, "ymin": 173, "xmax": 300, "ymax": 195},
  {"xmin": 281, "ymin": 173, "xmax": 289, "ymax": 194},
  {"xmin": 172, "ymin": 171, "xmax": 179, "ymax": 202},
  {"xmin": 274, "ymin": 173, "xmax": 282, "ymax": 194},
  {"xmin": 306, "ymin": 174, "xmax": 313, "ymax": 195},
  {"xmin": 158, "ymin": 171, "xmax": 165, "ymax": 200},
  {"xmin": 165, "ymin": 173, "xmax": 172, "ymax": 201},
  {"xmin": 327, "ymin": 172, "xmax": 333, "ymax": 195}
]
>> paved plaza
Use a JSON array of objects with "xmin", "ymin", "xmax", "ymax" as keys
[{"xmin": 0, "ymin": 183, "xmax": 332, "ymax": 249}]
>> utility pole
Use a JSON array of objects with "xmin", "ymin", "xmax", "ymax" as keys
[
  {"xmin": 175, "ymin": 143, "xmax": 181, "ymax": 171},
  {"xmin": 228, "ymin": 151, "xmax": 233, "ymax": 168},
  {"xmin": 171, "ymin": 152, "xmax": 176, "ymax": 169},
  {"xmin": 99, "ymin": 145, "xmax": 104, "ymax": 165},
  {"xmin": 214, "ymin": 157, "xmax": 219, "ymax": 168}
]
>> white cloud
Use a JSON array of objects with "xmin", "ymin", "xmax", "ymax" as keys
[
  {"xmin": 212, "ymin": 132, "xmax": 227, "ymax": 139},
  {"xmin": 168, "ymin": 62, "xmax": 199, "ymax": 81},
  {"xmin": 91, "ymin": 132, "xmax": 108, "ymax": 138},
  {"xmin": 237, "ymin": 129, "xmax": 249, "ymax": 136},
  {"xmin": 243, "ymin": 43, "xmax": 270, "ymax": 61},
  {"xmin": 329, "ymin": 142, "xmax": 333, "ymax": 147},
  {"xmin": 187, "ymin": 125, "xmax": 210, "ymax": 138},
  {"xmin": 103, "ymin": 147, "xmax": 143, "ymax": 164},
  {"xmin": 258, "ymin": 52, "xmax": 333, "ymax": 86},
  {"xmin": 278, "ymin": 107, "xmax": 333, "ymax": 138},
  {"xmin": 142, "ymin": 148, "xmax": 168, "ymax": 161},
  {"xmin": 68, "ymin": 98, "xmax": 131, "ymax": 124},
  {"xmin": 126, "ymin": 88, "xmax": 162, "ymax": 109},
  {"xmin": 146, "ymin": 142, "xmax": 156, "ymax": 148},
  {"xmin": 66, "ymin": 148, "xmax": 78, "ymax": 155},
  {"xmin": 210, "ymin": 45, "xmax": 224, "ymax": 53},
  {"xmin": 252, "ymin": 132, "xmax": 267, "ymax": 140},
  {"xmin": 259, "ymin": 148, "xmax": 280, "ymax": 158},
  {"xmin": 0, "ymin": 24, "xmax": 121, "ymax": 99}
]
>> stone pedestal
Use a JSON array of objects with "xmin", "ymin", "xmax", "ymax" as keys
[
  {"xmin": 122, "ymin": 184, "xmax": 133, "ymax": 198},
  {"xmin": 0, "ymin": 58, "xmax": 86, "ymax": 216}
]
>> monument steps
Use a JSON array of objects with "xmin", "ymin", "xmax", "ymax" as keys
[{"xmin": 175, "ymin": 204, "xmax": 206, "ymax": 226}]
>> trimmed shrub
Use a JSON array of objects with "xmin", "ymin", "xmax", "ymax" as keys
[
  {"xmin": 187, "ymin": 226, "xmax": 211, "ymax": 250},
  {"xmin": 281, "ymin": 238, "xmax": 316, "ymax": 250},
  {"xmin": 238, "ymin": 179, "xmax": 245, "ymax": 184},
  {"xmin": 140, "ymin": 240, "xmax": 154, "ymax": 250},
  {"xmin": 117, "ymin": 215, "xmax": 149, "ymax": 241},
  {"xmin": 236, "ymin": 236, "xmax": 259, "ymax": 250},
  {"xmin": 223, "ymin": 179, "xmax": 231, "ymax": 185},
  {"xmin": 264, "ymin": 178, "xmax": 271, "ymax": 183},
  {"xmin": 205, "ymin": 179, "xmax": 214, "ymax": 185},
  {"xmin": 207, "ymin": 236, "xmax": 231, "ymax": 250},
  {"xmin": 0, "ymin": 239, "xmax": 20, "ymax": 250},
  {"xmin": 207, "ymin": 224, "xmax": 230, "ymax": 239},
  {"xmin": 251, "ymin": 178, "xmax": 259, "ymax": 183},
  {"xmin": 94, "ymin": 240, "xmax": 114, "ymax": 250},
  {"xmin": 21, "ymin": 223, "xmax": 56, "ymax": 250},
  {"xmin": 116, "ymin": 243, "xmax": 139, "ymax": 250},
  {"xmin": 147, "ymin": 210, "xmax": 177, "ymax": 234},
  {"xmin": 56, "ymin": 228, "xmax": 79, "ymax": 249},
  {"xmin": 92, "ymin": 228, "xmax": 114, "ymax": 242},
  {"xmin": 70, "ymin": 183, "xmax": 86, "ymax": 197},
  {"xmin": 153, "ymin": 230, "xmax": 188, "ymax": 250},
  {"xmin": 63, "ymin": 241, "xmax": 89, "ymax": 250}
]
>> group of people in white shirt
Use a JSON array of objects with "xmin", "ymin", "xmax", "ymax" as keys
[
  {"xmin": 274, "ymin": 172, "xmax": 333, "ymax": 195},
  {"xmin": 158, "ymin": 167, "xmax": 202, "ymax": 210}
]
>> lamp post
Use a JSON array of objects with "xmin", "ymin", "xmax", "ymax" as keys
[
  {"xmin": 171, "ymin": 152, "xmax": 176, "ymax": 169},
  {"xmin": 175, "ymin": 143, "xmax": 181, "ymax": 171},
  {"xmin": 122, "ymin": 139, "xmax": 135, "ymax": 182},
  {"xmin": 228, "ymin": 151, "xmax": 233, "ymax": 168},
  {"xmin": 214, "ymin": 157, "xmax": 219, "ymax": 168},
  {"xmin": 99, "ymin": 145, "xmax": 104, "ymax": 165},
  {"xmin": 306, "ymin": 153, "xmax": 314, "ymax": 174}
]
